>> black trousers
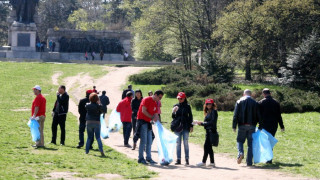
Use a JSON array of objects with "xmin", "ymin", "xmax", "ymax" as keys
[
  {"xmin": 52, "ymin": 114, "xmax": 66, "ymax": 144},
  {"xmin": 78, "ymin": 117, "xmax": 94, "ymax": 147},
  {"xmin": 202, "ymin": 131, "xmax": 214, "ymax": 163}
]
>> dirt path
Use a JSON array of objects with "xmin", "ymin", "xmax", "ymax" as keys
[{"xmin": 53, "ymin": 67, "xmax": 312, "ymax": 180}]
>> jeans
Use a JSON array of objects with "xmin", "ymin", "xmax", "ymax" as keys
[
  {"xmin": 138, "ymin": 123, "xmax": 153, "ymax": 161},
  {"xmin": 132, "ymin": 114, "xmax": 137, "ymax": 135},
  {"xmin": 202, "ymin": 131, "xmax": 214, "ymax": 163},
  {"xmin": 86, "ymin": 123, "xmax": 103, "ymax": 153},
  {"xmin": 175, "ymin": 129, "xmax": 190, "ymax": 160},
  {"xmin": 51, "ymin": 114, "xmax": 66, "ymax": 144},
  {"xmin": 122, "ymin": 122, "xmax": 132, "ymax": 145},
  {"xmin": 237, "ymin": 125, "xmax": 256, "ymax": 165}
]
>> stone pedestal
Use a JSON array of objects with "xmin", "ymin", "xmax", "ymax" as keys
[{"xmin": 9, "ymin": 22, "xmax": 37, "ymax": 52}]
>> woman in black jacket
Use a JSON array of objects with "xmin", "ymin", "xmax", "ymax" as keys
[
  {"xmin": 172, "ymin": 92, "xmax": 193, "ymax": 165},
  {"xmin": 196, "ymin": 98, "xmax": 218, "ymax": 167},
  {"xmin": 131, "ymin": 90, "xmax": 143, "ymax": 150},
  {"xmin": 85, "ymin": 93, "xmax": 105, "ymax": 156}
]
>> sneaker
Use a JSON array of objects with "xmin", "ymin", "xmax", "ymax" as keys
[
  {"xmin": 31, "ymin": 145, "xmax": 38, "ymax": 149},
  {"xmin": 76, "ymin": 145, "xmax": 83, "ymax": 149},
  {"xmin": 196, "ymin": 162, "xmax": 206, "ymax": 167},
  {"xmin": 138, "ymin": 159, "xmax": 147, "ymax": 165},
  {"xmin": 209, "ymin": 163, "xmax": 215, "ymax": 167},
  {"xmin": 124, "ymin": 144, "xmax": 132, "ymax": 148},
  {"xmin": 147, "ymin": 159, "xmax": 157, "ymax": 164},
  {"xmin": 175, "ymin": 159, "xmax": 181, "ymax": 165},
  {"xmin": 185, "ymin": 159, "xmax": 189, "ymax": 165},
  {"xmin": 237, "ymin": 154, "xmax": 244, "ymax": 164},
  {"xmin": 101, "ymin": 152, "xmax": 106, "ymax": 157}
]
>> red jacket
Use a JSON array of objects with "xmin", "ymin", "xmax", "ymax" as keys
[{"xmin": 116, "ymin": 97, "xmax": 132, "ymax": 123}]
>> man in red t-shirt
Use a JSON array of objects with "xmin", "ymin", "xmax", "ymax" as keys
[
  {"xmin": 137, "ymin": 90, "xmax": 164, "ymax": 164},
  {"xmin": 31, "ymin": 85, "xmax": 46, "ymax": 148},
  {"xmin": 117, "ymin": 91, "xmax": 133, "ymax": 147}
]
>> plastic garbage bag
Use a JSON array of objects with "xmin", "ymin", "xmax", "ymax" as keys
[
  {"xmin": 252, "ymin": 128, "xmax": 278, "ymax": 164},
  {"xmin": 155, "ymin": 121, "xmax": 178, "ymax": 165},
  {"xmin": 27, "ymin": 118, "xmax": 40, "ymax": 142},
  {"xmin": 108, "ymin": 106, "xmax": 122, "ymax": 132},
  {"xmin": 100, "ymin": 114, "xmax": 109, "ymax": 139}
]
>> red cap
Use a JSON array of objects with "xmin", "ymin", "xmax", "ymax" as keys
[
  {"xmin": 177, "ymin": 92, "xmax": 186, "ymax": 99},
  {"xmin": 205, "ymin": 99, "xmax": 214, "ymax": 104},
  {"xmin": 86, "ymin": 90, "xmax": 93, "ymax": 94}
]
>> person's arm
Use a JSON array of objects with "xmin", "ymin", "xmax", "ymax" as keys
[
  {"xmin": 32, "ymin": 107, "xmax": 39, "ymax": 118},
  {"xmin": 232, "ymin": 102, "xmax": 239, "ymax": 132},
  {"xmin": 106, "ymin": 97, "xmax": 110, "ymax": 106},
  {"xmin": 277, "ymin": 103, "xmax": 285, "ymax": 131},
  {"xmin": 188, "ymin": 105, "xmax": 194, "ymax": 132},
  {"xmin": 257, "ymin": 103, "xmax": 263, "ymax": 130},
  {"xmin": 142, "ymin": 106, "xmax": 153, "ymax": 119},
  {"xmin": 116, "ymin": 102, "xmax": 121, "ymax": 112}
]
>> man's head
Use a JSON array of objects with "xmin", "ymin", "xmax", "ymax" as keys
[
  {"xmin": 102, "ymin": 90, "xmax": 106, "ymax": 95},
  {"xmin": 58, "ymin": 85, "xmax": 66, "ymax": 94},
  {"xmin": 126, "ymin": 91, "xmax": 133, "ymax": 98},
  {"xmin": 153, "ymin": 90, "xmax": 164, "ymax": 102},
  {"xmin": 148, "ymin": 91, "xmax": 153, "ymax": 96},
  {"xmin": 33, "ymin": 85, "xmax": 41, "ymax": 95},
  {"xmin": 262, "ymin": 88, "xmax": 271, "ymax": 97},
  {"xmin": 93, "ymin": 86, "xmax": 96, "ymax": 90},
  {"xmin": 128, "ymin": 84, "xmax": 132, "ymax": 90},
  {"xmin": 243, "ymin": 89, "xmax": 252, "ymax": 96}
]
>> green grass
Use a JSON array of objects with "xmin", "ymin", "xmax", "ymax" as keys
[
  {"xmin": 129, "ymin": 82, "xmax": 320, "ymax": 179},
  {"xmin": 0, "ymin": 62, "xmax": 156, "ymax": 179}
]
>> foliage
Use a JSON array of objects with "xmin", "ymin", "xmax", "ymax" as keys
[{"xmin": 0, "ymin": 2, "xmax": 9, "ymax": 45}]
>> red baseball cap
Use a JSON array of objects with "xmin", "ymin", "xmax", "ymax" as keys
[
  {"xmin": 177, "ymin": 92, "xmax": 186, "ymax": 99},
  {"xmin": 205, "ymin": 99, "xmax": 214, "ymax": 104},
  {"xmin": 86, "ymin": 90, "xmax": 93, "ymax": 94}
]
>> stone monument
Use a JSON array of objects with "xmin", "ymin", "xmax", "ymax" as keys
[{"xmin": 7, "ymin": 0, "xmax": 40, "ymax": 52}]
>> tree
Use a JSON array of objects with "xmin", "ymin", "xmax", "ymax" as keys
[{"xmin": 0, "ymin": 1, "xmax": 9, "ymax": 45}]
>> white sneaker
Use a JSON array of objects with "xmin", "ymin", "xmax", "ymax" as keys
[
  {"xmin": 209, "ymin": 163, "xmax": 215, "ymax": 167},
  {"xmin": 196, "ymin": 162, "xmax": 206, "ymax": 167}
]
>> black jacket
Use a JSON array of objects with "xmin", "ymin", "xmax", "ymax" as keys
[
  {"xmin": 201, "ymin": 110, "xmax": 218, "ymax": 133},
  {"xmin": 131, "ymin": 97, "xmax": 142, "ymax": 117},
  {"xmin": 233, "ymin": 96, "xmax": 262, "ymax": 129},
  {"xmin": 53, "ymin": 93, "xmax": 69, "ymax": 116},
  {"xmin": 85, "ymin": 102, "xmax": 103, "ymax": 122},
  {"xmin": 99, "ymin": 94, "xmax": 110, "ymax": 113},
  {"xmin": 258, "ymin": 96, "xmax": 284, "ymax": 135},
  {"xmin": 172, "ymin": 102, "xmax": 193, "ymax": 131},
  {"xmin": 78, "ymin": 97, "xmax": 89, "ymax": 120}
]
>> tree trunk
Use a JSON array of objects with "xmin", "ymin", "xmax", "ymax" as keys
[{"xmin": 245, "ymin": 59, "xmax": 252, "ymax": 81}]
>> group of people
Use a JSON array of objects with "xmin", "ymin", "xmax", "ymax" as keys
[
  {"xmin": 30, "ymin": 83, "xmax": 285, "ymax": 167},
  {"xmin": 84, "ymin": 51, "xmax": 130, "ymax": 61}
]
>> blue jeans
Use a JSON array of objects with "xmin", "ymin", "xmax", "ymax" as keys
[
  {"xmin": 122, "ymin": 122, "xmax": 132, "ymax": 145},
  {"xmin": 237, "ymin": 125, "xmax": 255, "ymax": 165},
  {"xmin": 86, "ymin": 123, "xmax": 103, "ymax": 154},
  {"xmin": 175, "ymin": 129, "xmax": 189, "ymax": 160},
  {"xmin": 138, "ymin": 123, "xmax": 153, "ymax": 161}
]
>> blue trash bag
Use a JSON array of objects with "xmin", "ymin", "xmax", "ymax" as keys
[
  {"xmin": 252, "ymin": 128, "xmax": 278, "ymax": 164},
  {"xmin": 100, "ymin": 114, "xmax": 109, "ymax": 139},
  {"xmin": 27, "ymin": 119, "xmax": 40, "ymax": 142},
  {"xmin": 154, "ymin": 121, "xmax": 178, "ymax": 165},
  {"xmin": 108, "ymin": 106, "xmax": 122, "ymax": 132}
]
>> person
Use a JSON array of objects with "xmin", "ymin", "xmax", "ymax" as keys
[
  {"xmin": 91, "ymin": 51, "xmax": 95, "ymax": 61},
  {"xmin": 99, "ymin": 91, "xmax": 110, "ymax": 119},
  {"xmin": 117, "ymin": 92, "xmax": 133, "ymax": 147},
  {"xmin": 258, "ymin": 88, "xmax": 285, "ymax": 164},
  {"xmin": 49, "ymin": 40, "xmax": 53, "ymax": 51},
  {"xmin": 77, "ymin": 90, "xmax": 94, "ymax": 148},
  {"xmin": 36, "ymin": 42, "xmax": 41, "ymax": 52},
  {"xmin": 148, "ymin": 91, "xmax": 153, "ymax": 96},
  {"xmin": 92, "ymin": 86, "xmax": 98, "ymax": 94},
  {"xmin": 31, "ymin": 85, "xmax": 46, "ymax": 148},
  {"xmin": 85, "ymin": 52, "xmax": 88, "ymax": 60},
  {"xmin": 100, "ymin": 50, "xmax": 104, "ymax": 61},
  {"xmin": 85, "ymin": 93, "xmax": 105, "ymax": 156},
  {"xmin": 137, "ymin": 90, "xmax": 164, "ymax": 164},
  {"xmin": 52, "ymin": 41, "xmax": 56, "ymax": 52},
  {"xmin": 196, "ymin": 99, "xmax": 218, "ymax": 167},
  {"xmin": 172, "ymin": 92, "xmax": 193, "ymax": 165},
  {"xmin": 157, "ymin": 100, "xmax": 162, "ymax": 122},
  {"xmin": 51, "ymin": 85, "xmax": 69, "ymax": 146},
  {"xmin": 122, "ymin": 85, "xmax": 134, "ymax": 99},
  {"xmin": 124, "ymin": 51, "xmax": 129, "ymax": 61},
  {"xmin": 131, "ymin": 89, "xmax": 143, "ymax": 150},
  {"xmin": 233, "ymin": 89, "xmax": 262, "ymax": 166}
]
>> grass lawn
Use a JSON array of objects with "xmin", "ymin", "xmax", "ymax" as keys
[
  {"xmin": 0, "ymin": 62, "xmax": 156, "ymax": 179},
  {"xmin": 128, "ymin": 82, "xmax": 320, "ymax": 179}
]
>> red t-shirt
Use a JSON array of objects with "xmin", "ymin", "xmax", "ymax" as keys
[
  {"xmin": 137, "ymin": 96, "xmax": 158, "ymax": 122},
  {"xmin": 116, "ymin": 97, "xmax": 132, "ymax": 123},
  {"xmin": 31, "ymin": 94, "xmax": 46, "ymax": 117}
]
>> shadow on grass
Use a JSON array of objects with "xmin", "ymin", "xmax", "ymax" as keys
[{"xmin": 253, "ymin": 162, "xmax": 303, "ymax": 170}]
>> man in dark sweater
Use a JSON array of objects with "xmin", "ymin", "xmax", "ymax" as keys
[
  {"xmin": 77, "ymin": 90, "xmax": 94, "ymax": 148},
  {"xmin": 51, "ymin": 85, "xmax": 69, "ymax": 145},
  {"xmin": 99, "ymin": 91, "xmax": 110, "ymax": 119},
  {"xmin": 233, "ymin": 89, "xmax": 262, "ymax": 166},
  {"xmin": 259, "ymin": 88, "xmax": 285, "ymax": 164}
]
